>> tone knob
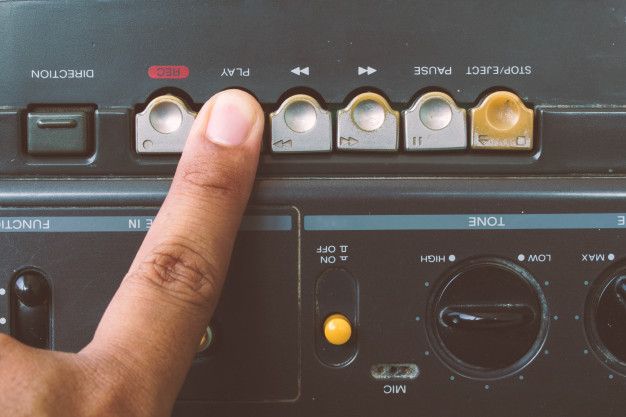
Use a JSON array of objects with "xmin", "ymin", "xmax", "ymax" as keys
[
  {"xmin": 427, "ymin": 258, "xmax": 549, "ymax": 379},
  {"xmin": 585, "ymin": 265, "xmax": 626, "ymax": 375}
]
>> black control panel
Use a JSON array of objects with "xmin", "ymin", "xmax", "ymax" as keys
[{"xmin": 1, "ymin": 1, "xmax": 626, "ymax": 416}]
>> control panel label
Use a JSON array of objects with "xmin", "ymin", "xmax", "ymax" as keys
[
  {"xmin": 316, "ymin": 244, "xmax": 349, "ymax": 264},
  {"xmin": 305, "ymin": 213, "xmax": 626, "ymax": 231},
  {"xmin": 383, "ymin": 385, "xmax": 407, "ymax": 395},
  {"xmin": 148, "ymin": 65, "xmax": 189, "ymax": 79},
  {"xmin": 0, "ymin": 215, "xmax": 291, "ymax": 233},
  {"xmin": 220, "ymin": 67, "xmax": 251, "ymax": 77},
  {"xmin": 413, "ymin": 66, "xmax": 453, "ymax": 76},
  {"xmin": 30, "ymin": 69, "xmax": 95, "ymax": 79},
  {"xmin": 465, "ymin": 65, "xmax": 533, "ymax": 76}
]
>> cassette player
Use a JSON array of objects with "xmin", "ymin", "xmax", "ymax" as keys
[{"xmin": 1, "ymin": 1, "xmax": 626, "ymax": 416}]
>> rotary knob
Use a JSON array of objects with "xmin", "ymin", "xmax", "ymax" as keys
[
  {"xmin": 427, "ymin": 258, "xmax": 549, "ymax": 379},
  {"xmin": 585, "ymin": 265, "xmax": 626, "ymax": 375}
]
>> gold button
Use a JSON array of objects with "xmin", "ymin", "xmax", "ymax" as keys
[
  {"xmin": 470, "ymin": 91, "xmax": 534, "ymax": 150},
  {"xmin": 485, "ymin": 94, "xmax": 521, "ymax": 131},
  {"xmin": 323, "ymin": 314, "xmax": 353, "ymax": 346}
]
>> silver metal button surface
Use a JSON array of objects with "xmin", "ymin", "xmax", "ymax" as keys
[
  {"xmin": 270, "ymin": 95, "xmax": 331, "ymax": 153},
  {"xmin": 419, "ymin": 97, "xmax": 453, "ymax": 131},
  {"xmin": 352, "ymin": 99, "xmax": 385, "ymax": 131},
  {"xmin": 284, "ymin": 100, "xmax": 317, "ymax": 133},
  {"xmin": 136, "ymin": 95, "xmax": 196, "ymax": 154},
  {"xmin": 337, "ymin": 93, "xmax": 399, "ymax": 151},
  {"xmin": 149, "ymin": 100, "xmax": 183, "ymax": 134},
  {"xmin": 403, "ymin": 92, "xmax": 467, "ymax": 151}
]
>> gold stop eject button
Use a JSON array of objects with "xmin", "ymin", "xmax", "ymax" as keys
[{"xmin": 470, "ymin": 91, "xmax": 534, "ymax": 151}]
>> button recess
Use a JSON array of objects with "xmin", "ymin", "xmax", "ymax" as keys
[
  {"xmin": 136, "ymin": 94, "xmax": 196, "ymax": 154},
  {"xmin": 337, "ymin": 92, "xmax": 399, "ymax": 151},
  {"xmin": 470, "ymin": 91, "xmax": 534, "ymax": 150},
  {"xmin": 270, "ymin": 94, "xmax": 332, "ymax": 153},
  {"xmin": 403, "ymin": 92, "xmax": 467, "ymax": 151},
  {"xmin": 323, "ymin": 314, "xmax": 352, "ymax": 346}
]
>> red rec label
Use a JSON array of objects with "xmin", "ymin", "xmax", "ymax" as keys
[{"xmin": 148, "ymin": 65, "xmax": 189, "ymax": 79}]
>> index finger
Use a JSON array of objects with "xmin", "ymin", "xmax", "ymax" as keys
[{"xmin": 81, "ymin": 89, "xmax": 264, "ymax": 409}]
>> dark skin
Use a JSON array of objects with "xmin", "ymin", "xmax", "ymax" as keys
[{"xmin": 0, "ymin": 89, "xmax": 264, "ymax": 416}]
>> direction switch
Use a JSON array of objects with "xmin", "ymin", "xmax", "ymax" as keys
[{"xmin": 270, "ymin": 94, "xmax": 332, "ymax": 153}]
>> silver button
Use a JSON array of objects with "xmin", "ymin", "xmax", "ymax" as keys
[
  {"xmin": 149, "ymin": 100, "xmax": 183, "ymax": 134},
  {"xmin": 352, "ymin": 99, "xmax": 385, "ymax": 131},
  {"xmin": 284, "ymin": 99, "xmax": 317, "ymax": 133},
  {"xmin": 419, "ymin": 97, "xmax": 453, "ymax": 131},
  {"xmin": 403, "ymin": 92, "xmax": 467, "ymax": 151},
  {"xmin": 136, "ymin": 95, "xmax": 196, "ymax": 154},
  {"xmin": 270, "ymin": 95, "xmax": 332, "ymax": 153},
  {"xmin": 337, "ymin": 93, "xmax": 399, "ymax": 151}
]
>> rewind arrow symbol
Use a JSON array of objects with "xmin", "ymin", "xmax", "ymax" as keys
[
  {"xmin": 290, "ymin": 66, "xmax": 310, "ymax": 76},
  {"xmin": 273, "ymin": 139, "xmax": 294, "ymax": 148}
]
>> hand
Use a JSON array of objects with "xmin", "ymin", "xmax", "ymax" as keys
[{"xmin": 0, "ymin": 90, "xmax": 265, "ymax": 417}]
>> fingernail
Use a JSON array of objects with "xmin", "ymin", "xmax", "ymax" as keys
[{"xmin": 205, "ymin": 93, "xmax": 256, "ymax": 146}]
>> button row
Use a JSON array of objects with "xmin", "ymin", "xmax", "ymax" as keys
[
  {"xmin": 270, "ymin": 90, "xmax": 534, "ymax": 153},
  {"xmin": 133, "ymin": 90, "xmax": 534, "ymax": 154}
]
